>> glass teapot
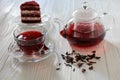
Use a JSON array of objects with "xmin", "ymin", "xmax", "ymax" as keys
[{"xmin": 60, "ymin": 6, "xmax": 112, "ymax": 48}]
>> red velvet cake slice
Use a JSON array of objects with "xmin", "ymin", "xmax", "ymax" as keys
[{"xmin": 20, "ymin": 1, "xmax": 41, "ymax": 23}]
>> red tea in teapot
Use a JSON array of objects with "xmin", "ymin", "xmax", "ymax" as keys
[{"xmin": 60, "ymin": 22, "xmax": 105, "ymax": 47}]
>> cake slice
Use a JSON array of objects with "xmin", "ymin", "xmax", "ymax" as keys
[{"xmin": 20, "ymin": 1, "xmax": 41, "ymax": 23}]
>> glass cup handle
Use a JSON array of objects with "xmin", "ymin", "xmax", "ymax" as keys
[{"xmin": 41, "ymin": 14, "xmax": 51, "ymax": 22}]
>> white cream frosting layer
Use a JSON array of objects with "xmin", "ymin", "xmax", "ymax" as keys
[
  {"xmin": 21, "ymin": 10, "xmax": 40, "ymax": 14},
  {"xmin": 22, "ymin": 17, "xmax": 41, "ymax": 20}
]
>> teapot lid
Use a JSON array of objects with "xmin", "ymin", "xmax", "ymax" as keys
[{"xmin": 72, "ymin": 6, "xmax": 98, "ymax": 22}]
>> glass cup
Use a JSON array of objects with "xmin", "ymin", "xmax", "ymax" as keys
[
  {"xmin": 14, "ymin": 26, "xmax": 45, "ymax": 56},
  {"xmin": 9, "ymin": 23, "xmax": 54, "ymax": 62}
]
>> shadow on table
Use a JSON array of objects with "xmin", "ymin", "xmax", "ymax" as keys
[{"xmin": 10, "ymin": 53, "xmax": 64, "ymax": 80}]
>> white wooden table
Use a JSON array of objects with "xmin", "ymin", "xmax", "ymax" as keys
[{"xmin": 0, "ymin": 0, "xmax": 120, "ymax": 80}]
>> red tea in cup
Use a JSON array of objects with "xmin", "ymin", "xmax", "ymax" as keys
[{"xmin": 15, "ymin": 30, "xmax": 44, "ymax": 55}]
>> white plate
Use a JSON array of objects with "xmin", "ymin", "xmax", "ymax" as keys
[{"xmin": 8, "ymin": 38, "xmax": 55, "ymax": 62}]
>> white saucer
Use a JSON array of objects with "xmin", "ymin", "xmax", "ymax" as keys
[{"xmin": 8, "ymin": 39, "xmax": 55, "ymax": 62}]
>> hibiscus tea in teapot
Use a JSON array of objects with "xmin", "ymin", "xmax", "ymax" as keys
[{"xmin": 60, "ymin": 22, "xmax": 105, "ymax": 47}]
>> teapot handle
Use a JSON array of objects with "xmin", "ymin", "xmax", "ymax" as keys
[
  {"xmin": 52, "ymin": 17, "xmax": 63, "ymax": 31},
  {"xmin": 99, "ymin": 13, "xmax": 113, "ymax": 31}
]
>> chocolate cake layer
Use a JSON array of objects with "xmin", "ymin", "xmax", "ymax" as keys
[
  {"xmin": 21, "ymin": 6, "xmax": 40, "ymax": 10},
  {"xmin": 21, "ymin": 20, "xmax": 41, "ymax": 23},
  {"xmin": 21, "ymin": 14, "xmax": 40, "ymax": 17}
]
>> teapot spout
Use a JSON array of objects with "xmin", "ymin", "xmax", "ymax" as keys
[{"xmin": 60, "ymin": 25, "xmax": 67, "ymax": 38}]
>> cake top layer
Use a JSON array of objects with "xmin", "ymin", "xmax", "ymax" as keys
[
  {"xmin": 20, "ymin": 1, "xmax": 40, "ymax": 10},
  {"xmin": 20, "ymin": 1, "xmax": 39, "ymax": 7}
]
